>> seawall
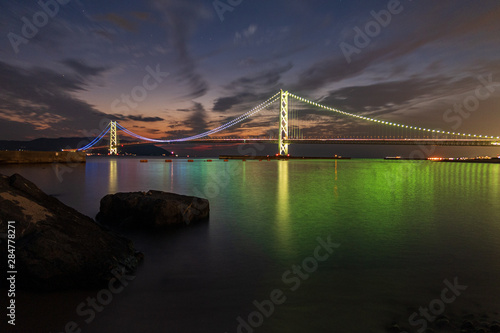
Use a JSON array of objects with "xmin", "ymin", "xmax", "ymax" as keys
[{"xmin": 0, "ymin": 151, "xmax": 86, "ymax": 164}]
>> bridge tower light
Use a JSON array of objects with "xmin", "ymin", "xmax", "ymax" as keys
[
  {"xmin": 109, "ymin": 121, "xmax": 118, "ymax": 155},
  {"xmin": 279, "ymin": 89, "xmax": 289, "ymax": 156}
]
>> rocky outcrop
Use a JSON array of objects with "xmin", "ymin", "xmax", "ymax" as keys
[
  {"xmin": 96, "ymin": 190, "xmax": 209, "ymax": 229},
  {"xmin": 387, "ymin": 314, "xmax": 500, "ymax": 333},
  {"xmin": 0, "ymin": 173, "xmax": 141, "ymax": 290}
]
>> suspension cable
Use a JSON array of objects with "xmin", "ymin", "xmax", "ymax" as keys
[
  {"xmin": 289, "ymin": 92, "xmax": 499, "ymax": 140},
  {"xmin": 77, "ymin": 123, "xmax": 111, "ymax": 151}
]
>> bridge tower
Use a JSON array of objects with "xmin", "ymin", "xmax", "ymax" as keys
[
  {"xmin": 279, "ymin": 89, "xmax": 289, "ymax": 156},
  {"xmin": 109, "ymin": 121, "xmax": 118, "ymax": 155}
]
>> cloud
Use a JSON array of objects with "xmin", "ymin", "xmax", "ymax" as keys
[
  {"xmin": 132, "ymin": 11, "xmax": 151, "ymax": 20},
  {"xmin": 95, "ymin": 13, "xmax": 138, "ymax": 32},
  {"xmin": 296, "ymin": 2, "xmax": 500, "ymax": 92},
  {"xmin": 320, "ymin": 69, "xmax": 500, "ymax": 117},
  {"xmin": 296, "ymin": 51, "xmax": 385, "ymax": 92},
  {"xmin": 61, "ymin": 59, "xmax": 108, "ymax": 78},
  {"xmin": 0, "ymin": 61, "xmax": 112, "ymax": 139},
  {"xmin": 319, "ymin": 77, "xmax": 445, "ymax": 114},
  {"xmin": 212, "ymin": 63, "xmax": 293, "ymax": 113},
  {"xmin": 226, "ymin": 62, "xmax": 293, "ymax": 91},
  {"xmin": 150, "ymin": 0, "xmax": 211, "ymax": 99},
  {"xmin": 187, "ymin": 102, "xmax": 208, "ymax": 134},
  {"xmin": 235, "ymin": 43, "xmax": 309, "ymax": 69},
  {"xmin": 92, "ymin": 29, "xmax": 115, "ymax": 41},
  {"xmin": 165, "ymin": 102, "xmax": 208, "ymax": 137},
  {"xmin": 213, "ymin": 92, "xmax": 255, "ymax": 112},
  {"xmin": 234, "ymin": 24, "xmax": 258, "ymax": 43},
  {"xmin": 290, "ymin": 68, "xmax": 500, "ymax": 138},
  {"xmin": 114, "ymin": 114, "xmax": 165, "ymax": 122}
]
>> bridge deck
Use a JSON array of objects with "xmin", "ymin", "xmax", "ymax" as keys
[
  {"xmin": 177, "ymin": 138, "xmax": 500, "ymax": 146},
  {"xmin": 72, "ymin": 138, "xmax": 500, "ymax": 151}
]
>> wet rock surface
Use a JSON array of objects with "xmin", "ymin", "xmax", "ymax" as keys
[
  {"xmin": 0, "ymin": 173, "xmax": 141, "ymax": 290},
  {"xmin": 387, "ymin": 313, "xmax": 500, "ymax": 333},
  {"xmin": 96, "ymin": 190, "xmax": 210, "ymax": 229}
]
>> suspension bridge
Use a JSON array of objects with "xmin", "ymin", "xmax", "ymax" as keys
[{"xmin": 70, "ymin": 90, "xmax": 500, "ymax": 155}]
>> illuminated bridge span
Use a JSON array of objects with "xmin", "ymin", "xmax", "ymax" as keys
[{"xmin": 74, "ymin": 90, "xmax": 500, "ymax": 155}]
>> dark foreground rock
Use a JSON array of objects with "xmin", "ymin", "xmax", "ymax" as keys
[
  {"xmin": 387, "ymin": 313, "xmax": 500, "ymax": 333},
  {"xmin": 97, "ymin": 190, "xmax": 209, "ymax": 228},
  {"xmin": 0, "ymin": 173, "xmax": 141, "ymax": 290}
]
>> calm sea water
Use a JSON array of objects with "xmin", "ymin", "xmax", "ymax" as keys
[{"xmin": 2, "ymin": 157, "xmax": 500, "ymax": 333}]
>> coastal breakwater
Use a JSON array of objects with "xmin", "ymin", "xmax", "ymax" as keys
[{"xmin": 0, "ymin": 151, "xmax": 86, "ymax": 164}]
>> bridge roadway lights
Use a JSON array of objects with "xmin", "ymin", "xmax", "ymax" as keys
[{"xmin": 279, "ymin": 89, "xmax": 289, "ymax": 156}]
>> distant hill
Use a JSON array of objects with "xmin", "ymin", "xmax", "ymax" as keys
[
  {"xmin": 0, "ymin": 138, "xmax": 171, "ymax": 156},
  {"xmin": 0, "ymin": 137, "xmax": 89, "ymax": 151}
]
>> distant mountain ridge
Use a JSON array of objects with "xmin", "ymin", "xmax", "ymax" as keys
[
  {"xmin": 0, "ymin": 137, "xmax": 93, "ymax": 151},
  {"xmin": 0, "ymin": 138, "xmax": 171, "ymax": 156}
]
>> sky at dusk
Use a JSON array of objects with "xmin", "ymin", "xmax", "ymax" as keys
[{"xmin": 1, "ymin": 0, "xmax": 500, "ymax": 146}]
